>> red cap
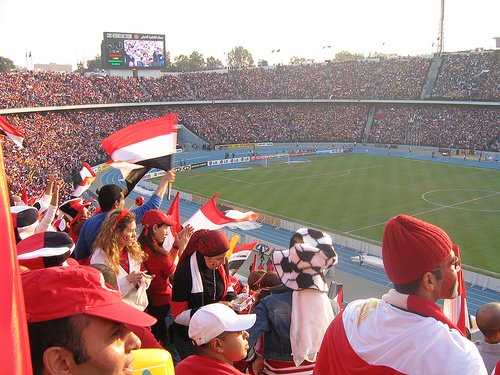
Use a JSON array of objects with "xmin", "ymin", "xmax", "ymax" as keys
[
  {"xmin": 382, "ymin": 214, "xmax": 452, "ymax": 284},
  {"xmin": 141, "ymin": 209, "xmax": 176, "ymax": 228},
  {"xmin": 22, "ymin": 266, "xmax": 156, "ymax": 326}
]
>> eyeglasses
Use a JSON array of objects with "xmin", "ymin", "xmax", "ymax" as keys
[{"xmin": 432, "ymin": 256, "xmax": 460, "ymax": 273}]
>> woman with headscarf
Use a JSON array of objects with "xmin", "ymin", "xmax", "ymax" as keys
[
  {"xmin": 90, "ymin": 209, "xmax": 148, "ymax": 308},
  {"xmin": 247, "ymin": 228, "xmax": 338, "ymax": 375},
  {"xmin": 170, "ymin": 229, "xmax": 237, "ymax": 359}
]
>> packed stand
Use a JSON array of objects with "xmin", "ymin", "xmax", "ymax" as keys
[
  {"xmin": 432, "ymin": 51, "xmax": 500, "ymax": 101},
  {"xmin": 368, "ymin": 105, "xmax": 499, "ymax": 151}
]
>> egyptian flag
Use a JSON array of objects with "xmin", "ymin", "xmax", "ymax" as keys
[
  {"xmin": 16, "ymin": 232, "xmax": 75, "ymax": 270},
  {"xmin": 71, "ymin": 163, "xmax": 96, "ymax": 197},
  {"xmin": 0, "ymin": 115, "xmax": 25, "ymax": 149},
  {"xmin": 443, "ymin": 245, "xmax": 469, "ymax": 336},
  {"xmin": 0, "ymin": 141, "xmax": 33, "ymax": 374},
  {"xmin": 162, "ymin": 191, "xmax": 181, "ymax": 252},
  {"xmin": 183, "ymin": 193, "xmax": 259, "ymax": 231},
  {"xmin": 102, "ymin": 114, "xmax": 178, "ymax": 195}
]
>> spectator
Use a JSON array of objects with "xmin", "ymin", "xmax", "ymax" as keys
[
  {"xmin": 314, "ymin": 214, "xmax": 487, "ymax": 374},
  {"xmin": 175, "ymin": 303, "xmax": 256, "ymax": 375},
  {"xmin": 75, "ymin": 171, "xmax": 174, "ymax": 262},
  {"xmin": 138, "ymin": 209, "xmax": 193, "ymax": 362},
  {"xmin": 247, "ymin": 228, "xmax": 338, "ymax": 375},
  {"xmin": 171, "ymin": 229, "xmax": 237, "ymax": 359},
  {"xmin": 90, "ymin": 209, "xmax": 149, "ymax": 309},
  {"xmin": 475, "ymin": 302, "xmax": 500, "ymax": 374},
  {"xmin": 22, "ymin": 265, "xmax": 156, "ymax": 375}
]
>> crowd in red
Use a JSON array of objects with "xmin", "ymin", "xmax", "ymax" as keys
[{"xmin": 1, "ymin": 51, "xmax": 498, "ymax": 200}]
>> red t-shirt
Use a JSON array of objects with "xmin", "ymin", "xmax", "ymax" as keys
[
  {"xmin": 175, "ymin": 355, "xmax": 243, "ymax": 375},
  {"xmin": 142, "ymin": 243, "xmax": 176, "ymax": 306}
]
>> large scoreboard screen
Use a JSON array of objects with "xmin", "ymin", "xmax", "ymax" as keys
[{"xmin": 102, "ymin": 32, "xmax": 166, "ymax": 69}]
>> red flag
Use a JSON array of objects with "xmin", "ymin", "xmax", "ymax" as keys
[
  {"xmin": 443, "ymin": 245, "xmax": 469, "ymax": 336},
  {"xmin": 71, "ymin": 162, "xmax": 96, "ymax": 197},
  {"xmin": 21, "ymin": 187, "xmax": 28, "ymax": 205},
  {"xmin": 0, "ymin": 115, "xmax": 26, "ymax": 149},
  {"xmin": 183, "ymin": 193, "xmax": 258, "ymax": 231},
  {"xmin": 0, "ymin": 144, "xmax": 33, "ymax": 374},
  {"xmin": 102, "ymin": 114, "xmax": 178, "ymax": 194},
  {"xmin": 233, "ymin": 241, "xmax": 258, "ymax": 253},
  {"xmin": 166, "ymin": 191, "xmax": 181, "ymax": 235},
  {"xmin": 162, "ymin": 191, "xmax": 181, "ymax": 252}
]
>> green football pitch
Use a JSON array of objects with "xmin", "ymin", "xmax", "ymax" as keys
[{"xmin": 168, "ymin": 154, "xmax": 500, "ymax": 274}]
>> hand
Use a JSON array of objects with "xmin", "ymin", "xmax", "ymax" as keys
[
  {"xmin": 126, "ymin": 271, "xmax": 145, "ymax": 285},
  {"xmin": 163, "ymin": 169, "xmax": 176, "ymax": 184},
  {"xmin": 175, "ymin": 224, "xmax": 194, "ymax": 253}
]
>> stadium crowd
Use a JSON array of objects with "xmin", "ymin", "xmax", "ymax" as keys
[
  {"xmin": 1, "ymin": 51, "xmax": 498, "ymax": 107},
  {"xmin": 0, "ymin": 49, "xmax": 498, "ymax": 215},
  {"xmin": 2, "ymin": 50, "xmax": 499, "ymax": 375}
]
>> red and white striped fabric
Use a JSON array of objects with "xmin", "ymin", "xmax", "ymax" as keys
[
  {"xmin": 71, "ymin": 163, "xmax": 96, "ymax": 197},
  {"xmin": 263, "ymin": 358, "xmax": 315, "ymax": 375},
  {"xmin": 0, "ymin": 115, "xmax": 25, "ymax": 149},
  {"xmin": 102, "ymin": 114, "xmax": 178, "ymax": 193},
  {"xmin": 183, "ymin": 193, "xmax": 258, "ymax": 231},
  {"xmin": 314, "ymin": 291, "xmax": 487, "ymax": 375},
  {"xmin": 17, "ymin": 231, "xmax": 75, "ymax": 270}
]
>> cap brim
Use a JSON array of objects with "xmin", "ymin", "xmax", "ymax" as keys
[
  {"xmin": 227, "ymin": 313, "xmax": 256, "ymax": 332},
  {"xmin": 162, "ymin": 217, "xmax": 177, "ymax": 226},
  {"xmin": 85, "ymin": 301, "xmax": 157, "ymax": 327}
]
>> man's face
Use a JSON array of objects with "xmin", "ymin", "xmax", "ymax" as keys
[
  {"xmin": 117, "ymin": 193, "xmax": 125, "ymax": 210},
  {"xmin": 218, "ymin": 330, "xmax": 250, "ymax": 362},
  {"xmin": 70, "ymin": 316, "xmax": 140, "ymax": 375},
  {"xmin": 435, "ymin": 251, "xmax": 459, "ymax": 300}
]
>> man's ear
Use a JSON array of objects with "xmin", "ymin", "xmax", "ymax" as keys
[
  {"xmin": 209, "ymin": 338, "xmax": 225, "ymax": 354},
  {"xmin": 422, "ymin": 272, "xmax": 439, "ymax": 291},
  {"xmin": 43, "ymin": 347, "xmax": 74, "ymax": 375}
]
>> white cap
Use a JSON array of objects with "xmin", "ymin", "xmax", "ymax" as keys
[{"xmin": 189, "ymin": 303, "xmax": 256, "ymax": 346}]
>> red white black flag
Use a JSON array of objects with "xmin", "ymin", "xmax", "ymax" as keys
[
  {"xmin": 102, "ymin": 114, "xmax": 178, "ymax": 194},
  {"xmin": 71, "ymin": 163, "xmax": 96, "ymax": 197},
  {"xmin": 183, "ymin": 193, "xmax": 259, "ymax": 231},
  {"xmin": 0, "ymin": 115, "xmax": 25, "ymax": 149}
]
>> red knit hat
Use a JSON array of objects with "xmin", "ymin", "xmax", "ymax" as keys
[{"xmin": 382, "ymin": 214, "xmax": 452, "ymax": 284}]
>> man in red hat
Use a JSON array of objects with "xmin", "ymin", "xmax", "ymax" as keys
[
  {"xmin": 22, "ymin": 265, "xmax": 157, "ymax": 375},
  {"xmin": 314, "ymin": 214, "xmax": 487, "ymax": 375}
]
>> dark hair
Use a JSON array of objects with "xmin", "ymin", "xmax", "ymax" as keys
[
  {"xmin": 289, "ymin": 232, "xmax": 304, "ymax": 248},
  {"xmin": 394, "ymin": 268, "xmax": 442, "ymax": 295},
  {"xmin": 28, "ymin": 315, "xmax": 89, "ymax": 375},
  {"xmin": 251, "ymin": 271, "xmax": 282, "ymax": 312},
  {"xmin": 97, "ymin": 184, "xmax": 123, "ymax": 212},
  {"xmin": 138, "ymin": 223, "xmax": 167, "ymax": 255},
  {"xmin": 247, "ymin": 270, "xmax": 266, "ymax": 292}
]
